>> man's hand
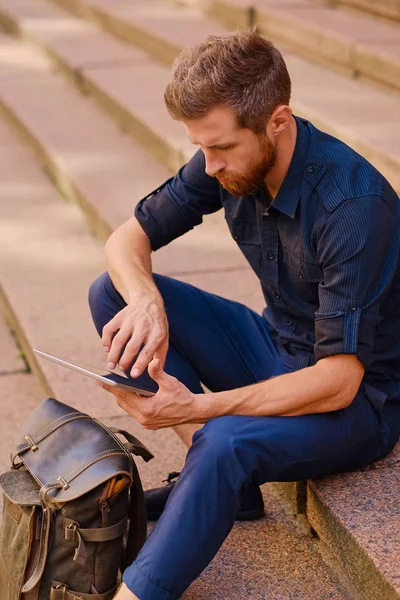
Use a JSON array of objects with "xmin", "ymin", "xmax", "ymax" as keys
[
  {"xmin": 113, "ymin": 583, "xmax": 139, "ymax": 599},
  {"xmin": 98, "ymin": 358, "xmax": 201, "ymax": 430},
  {"xmin": 101, "ymin": 291, "xmax": 169, "ymax": 378}
]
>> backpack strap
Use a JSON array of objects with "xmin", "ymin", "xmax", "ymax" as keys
[
  {"xmin": 63, "ymin": 516, "xmax": 129, "ymax": 566},
  {"xmin": 50, "ymin": 582, "xmax": 117, "ymax": 599},
  {"xmin": 122, "ymin": 460, "xmax": 147, "ymax": 572},
  {"xmin": 108, "ymin": 428, "xmax": 154, "ymax": 462},
  {"xmin": 21, "ymin": 482, "xmax": 62, "ymax": 593}
]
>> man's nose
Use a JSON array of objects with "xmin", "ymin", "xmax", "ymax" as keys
[{"xmin": 204, "ymin": 153, "xmax": 226, "ymax": 177}]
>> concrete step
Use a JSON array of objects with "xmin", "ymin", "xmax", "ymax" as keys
[
  {"xmin": 50, "ymin": 0, "xmax": 228, "ymax": 68},
  {"xmin": 204, "ymin": 0, "xmax": 400, "ymax": 92},
  {"xmin": 4, "ymin": 0, "xmax": 399, "ymax": 193},
  {"xmin": 322, "ymin": 0, "xmax": 400, "ymax": 24},
  {"xmin": 0, "ymin": 316, "xmax": 45, "ymax": 517},
  {"xmin": 307, "ymin": 445, "xmax": 400, "ymax": 600},
  {"xmin": 0, "ymin": 110, "xmax": 354, "ymax": 600},
  {"xmin": 0, "ymin": 314, "xmax": 27, "ymax": 374},
  {"xmin": 0, "ymin": 111, "xmax": 188, "ymax": 488}
]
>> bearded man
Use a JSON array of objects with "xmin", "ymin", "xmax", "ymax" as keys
[{"xmin": 88, "ymin": 30, "xmax": 400, "ymax": 600}]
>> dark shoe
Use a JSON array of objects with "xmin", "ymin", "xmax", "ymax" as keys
[{"xmin": 145, "ymin": 471, "xmax": 265, "ymax": 521}]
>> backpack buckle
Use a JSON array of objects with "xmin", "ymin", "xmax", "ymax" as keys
[
  {"xmin": 51, "ymin": 583, "xmax": 68, "ymax": 599},
  {"xmin": 56, "ymin": 476, "xmax": 70, "ymax": 490},
  {"xmin": 65, "ymin": 522, "xmax": 78, "ymax": 541},
  {"xmin": 24, "ymin": 435, "xmax": 38, "ymax": 451}
]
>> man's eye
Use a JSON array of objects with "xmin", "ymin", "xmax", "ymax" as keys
[{"xmin": 220, "ymin": 145, "xmax": 233, "ymax": 151}]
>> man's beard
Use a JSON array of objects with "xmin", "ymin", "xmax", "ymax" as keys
[{"xmin": 216, "ymin": 135, "xmax": 278, "ymax": 196}]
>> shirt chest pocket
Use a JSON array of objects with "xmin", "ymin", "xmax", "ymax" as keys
[
  {"xmin": 226, "ymin": 217, "xmax": 262, "ymax": 276},
  {"xmin": 283, "ymin": 245, "xmax": 323, "ymax": 301}
]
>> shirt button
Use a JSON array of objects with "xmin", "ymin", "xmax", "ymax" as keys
[
  {"xmin": 299, "ymin": 273, "xmax": 304, "ymax": 279},
  {"xmin": 307, "ymin": 165, "xmax": 314, "ymax": 173},
  {"xmin": 275, "ymin": 293, "xmax": 281, "ymax": 300},
  {"xmin": 268, "ymin": 253, "xmax": 275, "ymax": 260},
  {"xmin": 350, "ymin": 305, "xmax": 357, "ymax": 311},
  {"xmin": 286, "ymin": 320, "xmax": 293, "ymax": 326}
]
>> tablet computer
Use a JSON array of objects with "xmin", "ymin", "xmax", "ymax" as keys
[{"xmin": 33, "ymin": 349, "xmax": 158, "ymax": 396}]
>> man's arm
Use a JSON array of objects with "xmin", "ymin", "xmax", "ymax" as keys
[
  {"xmin": 105, "ymin": 216, "xmax": 157, "ymax": 304},
  {"xmin": 195, "ymin": 354, "xmax": 365, "ymax": 422},
  {"xmin": 97, "ymin": 354, "xmax": 364, "ymax": 430},
  {"xmin": 102, "ymin": 150, "xmax": 221, "ymax": 375},
  {"xmin": 102, "ymin": 216, "xmax": 170, "ymax": 375}
]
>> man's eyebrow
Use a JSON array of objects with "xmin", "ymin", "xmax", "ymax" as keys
[{"xmin": 189, "ymin": 138, "xmax": 234, "ymax": 149}]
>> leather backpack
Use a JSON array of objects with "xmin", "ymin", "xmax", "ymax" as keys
[{"xmin": 0, "ymin": 397, "xmax": 154, "ymax": 600}]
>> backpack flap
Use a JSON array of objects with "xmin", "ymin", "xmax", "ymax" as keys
[{"xmin": 11, "ymin": 397, "xmax": 153, "ymax": 504}]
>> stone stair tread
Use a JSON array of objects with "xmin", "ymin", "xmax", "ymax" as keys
[
  {"xmin": 207, "ymin": 0, "xmax": 400, "ymax": 90},
  {"xmin": 308, "ymin": 443, "xmax": 400, "ymax": 599},
  {"xmin": 255, "ymin": 0, "xmax": 400, "ymax": 42},
  {"xmin": 5, "ymin": 0, "xmax": 399, "ymax": 189},
  {"xmin": 0, "ymin": 316, "xmax": 26, "ymax": 373},
  {"xmin": 0, "ymin": 102, "xmax": 351, "ymax": 600},
  {"xmin": 0, "ymin": 114, "xmax": 188, "ymax": 482},
  {"xmin": 326, "ymin": 0, "xmax": 400, "ymax": 23},
  {"xmin": 0, "ymin": 0, "xmax": 149, "ymax": 67},
  {"xmin": 0, "ymin": 371, "xmax": 44, "ymax": 519},
  {"xmin": 0, "ymin": 34, "xmax": 255, "ymax": 279},
  {"xmin": 82, "ymin": 0, "xmax": 228, "ymax": 49},
  {"xmin": 285, "ymin": 52, "xmax": 400, "ymax": 190},
  {"xmin": 2, "ymin": 0, "xmax": 146, "ymax": 68},
  {"xmin": 0, "ymin": 0, "xmax": 214, "ymax": 158},
  {"xmin": 182, "ymin": 482, "xmax": 352, "ymax": 599}
]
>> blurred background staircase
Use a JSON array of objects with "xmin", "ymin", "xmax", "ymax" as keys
[{"xmin": 0, "ymin": 0, "xmax": 399, "ymax": 598}]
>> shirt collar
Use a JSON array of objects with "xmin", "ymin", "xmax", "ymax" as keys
[{"xmin": 266, "ymin": 116, "xmax": 312, "ymax": 219}]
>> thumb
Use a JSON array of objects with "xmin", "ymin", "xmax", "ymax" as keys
[{"xmin": 148, "ymin": 358, "xmax": 168, "ymax": 383}]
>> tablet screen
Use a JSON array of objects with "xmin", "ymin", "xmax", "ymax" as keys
[{"xmin": 33, "ymin": 349, "xmax": 159, "ymax": 394}]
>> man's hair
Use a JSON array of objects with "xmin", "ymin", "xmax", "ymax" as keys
[{"xmin": 164, "ymin": 29, "xmax": 291, "ymax": 135}]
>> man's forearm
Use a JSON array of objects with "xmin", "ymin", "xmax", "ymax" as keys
[
  {"xmin": 105, "ymin": 217, "xmax": 158, "ymax": 304},
  {"xmin": 196, "ymin": 355, "xmax": 364, "ymax": 421}
]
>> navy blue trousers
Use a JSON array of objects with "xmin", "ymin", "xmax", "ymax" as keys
[{"xmin": 89, "ymin": 272, "xmax": 399, "ymax": 600}]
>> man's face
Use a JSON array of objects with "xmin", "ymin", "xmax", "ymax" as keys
[{"xmin": 184, "ymin": 106, "xmax": 278, "ymax": 196}]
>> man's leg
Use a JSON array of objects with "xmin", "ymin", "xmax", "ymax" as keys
[
  {"xmin": 122, "ymin": 389, "xmax": 398, "ymax": 600},
  {"xmin": 89, "ymin": 272, "xmax": 399, "ymax": 599}
]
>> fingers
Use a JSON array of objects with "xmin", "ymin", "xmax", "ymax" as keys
[
  {"xmin": 153, "ymin": 338, "xmax": 169, "ymax": 370},
  {"xmin": 101, "ymin": 302, "xmax": 169, "ymax": 376},
  {"xmin": 107, "ymin": 331, "xmax": 132, "ymax": 370},
  {"xmin": 101, "ymin": 314, "xmax": 121, "ymax": 352},
  {"xmin": 117, "ymin": 327, "xmax": 148, "ymax": 372},
  {"xmin": 96, "ymin": 380, "xmax": 119, "ymax": 396},
  {"xmin": 129, "ymin": 331, "xmax": 168, "ymax": 377},
  {"xmin": 97, "ymin": 381, "xmax": 148, "ymax": 425}
]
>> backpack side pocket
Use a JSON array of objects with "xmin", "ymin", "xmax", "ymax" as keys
[{"xmin": 0, "ymin": 495, "xmax": 37, "ymax": 600}]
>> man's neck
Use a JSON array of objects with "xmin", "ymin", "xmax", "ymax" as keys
[{"xmin": 264, "ymin": 117, "xmax": 298, "ymax": 199}]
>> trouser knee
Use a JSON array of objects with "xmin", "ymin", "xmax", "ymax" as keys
[{"xmin": 188, "ymin": 417, "xmax": 258, "ymax": 491}]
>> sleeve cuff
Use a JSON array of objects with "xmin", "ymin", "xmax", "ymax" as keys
[{"xmin": 314, "ymin": 308, "xmax": 378, "ymax": 368}]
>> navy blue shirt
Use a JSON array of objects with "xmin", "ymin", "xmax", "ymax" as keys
[{"xmin": 135, "ymin": 117, "xmax": 400, "ymax": 399}]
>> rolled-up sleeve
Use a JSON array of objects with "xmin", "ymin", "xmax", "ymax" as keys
[
  {"xmin": 314, "ymin": 194, "xmax": 400, "ymax": 368},
  {"xmin": 134, "ymin": 150, "xmax": 221, "ymax": 251}
]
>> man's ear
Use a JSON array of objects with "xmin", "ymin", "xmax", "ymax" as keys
[{"xmin": 267, "ymin": 105, "xmax": 293, "ymax": 138}]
